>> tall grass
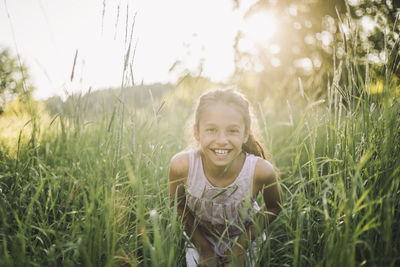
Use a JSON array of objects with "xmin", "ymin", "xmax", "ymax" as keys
[
  {"xmin": 0, "ymin": 89, "xmax": 186, "ymax": 266},
  {"xmin": 1, "ymin": 19, "xmax": 400, "ymax": 267},
  {"xmin": 260, "ymin": 33, "xmax": 400, "ymax": 266}
]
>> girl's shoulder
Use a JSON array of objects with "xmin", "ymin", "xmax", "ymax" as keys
[
  {"xmin": 253, "ymin": 157, "xmax": 278, "ymax": 188},
  {"xmin": 169, "ymin": 151, "xmax": 191, "ymax": 183}
]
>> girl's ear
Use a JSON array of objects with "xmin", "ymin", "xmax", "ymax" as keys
[{"xmin": 194, "ymin": 124, "xmax": 200, "ymax": 142}]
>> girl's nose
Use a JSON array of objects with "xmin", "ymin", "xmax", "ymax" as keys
[{"xmin": 216, "ymin": 131, "xmax": 228, "ymax": 144}]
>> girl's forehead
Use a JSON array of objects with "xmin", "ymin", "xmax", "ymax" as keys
[
  {"xmin": 202, "ymin": 101, "xmax": 239, "ymax": 112},
  {"xmin": 199, "ymin": 102, "xmax": 246, "ymax": 125}
]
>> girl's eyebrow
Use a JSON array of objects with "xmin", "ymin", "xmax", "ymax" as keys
[
  {"xmin": 225, "ymin": 124, "xmax": 242, "ymax": 128},
  {"xmin": 203, "ymin": 123, "xmax": 217, "ymax": 127},
  {"xmin": 203, "ymin": 123, "xmax": 242, "ymax": 128}
]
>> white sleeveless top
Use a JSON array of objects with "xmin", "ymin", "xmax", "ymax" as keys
[{"xmin": 186, "ymin": 149, "xmax": 260, "ymax": 237}]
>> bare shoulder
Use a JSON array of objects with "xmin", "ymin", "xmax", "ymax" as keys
[
  {"xmin": 169, "ymin": 151, "xmax": 190, "ymax": 183},
  {"xmin": 254, "ymin": 158, "xmax": 278, "ymax": 187}
]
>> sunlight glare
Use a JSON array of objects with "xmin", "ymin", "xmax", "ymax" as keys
[
  {"xmin": 268, "ymin": 44, "xmax": 280, "ymax": 54},
  {"xmin": 237, "ymin": 38, "xmax": 256, "ymax": 54},
  {"xmin": 294, "ymin": 57, "xmax": 313, "ymax": 74},
  {"xmin": 133, "ymin": 0, "xmax": 239, "ymax": 84},
  {"xmin": 241, "ymin": 11, "xmax": 277, "ymax": 45},
  {"xmin": 348, "ymin": 0, "xmax": 361, "ymax": 6},
  {"xmin": 270, "ymin": 57, "xmax": 280, "ymax": 67},
  {"xmin": 361, "ymin": 16, "xmax": 376, "ymax": 33}
]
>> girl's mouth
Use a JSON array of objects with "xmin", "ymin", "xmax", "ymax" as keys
[{"xmin": 211, "ymin": 149, "xmax": 231, "ymax": 155}]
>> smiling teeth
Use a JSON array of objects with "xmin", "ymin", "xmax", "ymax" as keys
[{"xmin": 215, "ymin": 149, "xmax": 229, "ymax": 154}]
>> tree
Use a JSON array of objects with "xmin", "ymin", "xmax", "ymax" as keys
[
  {"xmin": 231, "ymin": 0, "xmax": 400, "ymax": 101},
  {"xmin": 0, "ymin": 48, "xmax": 35, "ymax": 113}
]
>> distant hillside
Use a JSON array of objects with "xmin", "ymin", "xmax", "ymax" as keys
[{"xmin": 44, "ymin": 83, "xmax": 174, "ymax": 119}]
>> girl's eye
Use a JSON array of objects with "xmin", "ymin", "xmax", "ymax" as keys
[
  {"xmin": 206, "ymin": 128, "xmax": 216, "ymax": 133},
  {"xmin": 229, "ymin": 129, "xmax": 239, "ymax": 133}
]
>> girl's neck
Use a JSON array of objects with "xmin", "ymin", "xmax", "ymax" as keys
[{"xmin": 201, "ymin": 151, "xmax": 246, "ymax": 187}]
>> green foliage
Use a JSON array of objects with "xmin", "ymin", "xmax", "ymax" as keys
[
  {"xmin": 0, "ymin": 48, "xmax": 35, "ymax": 112},
  {"xmin": 0, "ymin": 97, "xmax": 52, "ymax": 157},
  {"xmin": 233, "ymin": 0, "xmax": 400, "ymax": 104},
  {"xmin": 0, "ymin": 93, "xmax": 185, "ymax": 266},
  {"xmin": 44, "ymin": 84, "xmax": 173, "ymax": 119}
]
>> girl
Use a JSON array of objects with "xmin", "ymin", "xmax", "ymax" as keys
[{"xmin": 169, "ymin": 89, "xmax": 282, "ymax": 266}]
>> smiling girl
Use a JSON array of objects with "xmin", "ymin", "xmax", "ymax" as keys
[{"xmin": 169, "ymin": 89, "xmax": 282, "ymax": 266}]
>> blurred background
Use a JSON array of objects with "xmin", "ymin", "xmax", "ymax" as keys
[{"xmin": 1, "ymin": 0, "xmax": 399, "ymax": 110}]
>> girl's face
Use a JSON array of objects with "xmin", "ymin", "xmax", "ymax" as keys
[{"xmin": 194, "ymin": 102, "xmax": 249, "ymax": 168}]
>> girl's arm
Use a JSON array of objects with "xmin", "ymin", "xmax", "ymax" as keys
[
  {"xmin": 225, "ymin": 158, "xmax": 282, "ymax": 263},
  {"xmin": 168, "ymin": 152, "xmax": 216, "ymax": 265},
  {"xmin": 258, "ymin": 159, "xmax": 282, "ymax": 224}
]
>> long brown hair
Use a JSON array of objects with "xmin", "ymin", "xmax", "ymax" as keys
[{"xmin": 194, "ymin": 89, "xmax": 267, "ymax": 159}]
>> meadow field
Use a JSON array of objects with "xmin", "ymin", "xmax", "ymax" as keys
[
  {"xmin": 1, "ymin": 51, "xmax": 399, "ymax": 267},
  {"xmin": 1, "ymin": 4, "xmax": 400, "ymax": 267}
]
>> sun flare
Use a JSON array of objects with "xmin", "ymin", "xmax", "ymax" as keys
[{"xmin": 241, "ymin": 10, "xmax": 277, "ymax": 45}]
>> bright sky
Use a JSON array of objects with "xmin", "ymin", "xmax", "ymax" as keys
[{"xmin": 0, "ymin": 0, "xmax": 259, "ymax": 100}]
